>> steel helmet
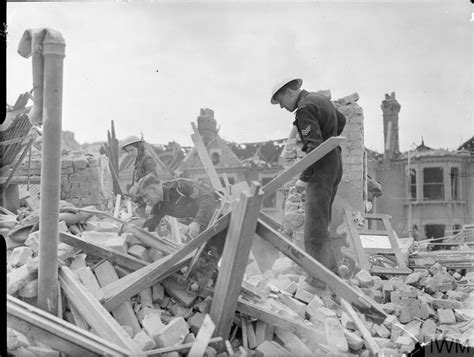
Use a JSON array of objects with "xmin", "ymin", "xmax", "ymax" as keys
[
  {"xmin": 121, "ymin": 138, "xmax": 143, "ymax": 151},
  {"xmin": 270, "ymin": 78, "xmax": 303, "ymax": 104}
]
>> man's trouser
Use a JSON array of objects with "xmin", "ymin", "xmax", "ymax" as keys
[{"xmin": 304, "ymin": 147, "xmax": 342, "ymax": 274}]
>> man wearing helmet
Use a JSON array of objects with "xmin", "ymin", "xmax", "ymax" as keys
[
  {"xmin": 134, "ymin": 174, "xmax": 217, "ymax": 238},
  {"xmin": 270, "ymin": 78, "xmax": 346, "ymax": 286},
  {"xmin": 121, "ymin": 139, "xmax": 158, "ymax": 186}
]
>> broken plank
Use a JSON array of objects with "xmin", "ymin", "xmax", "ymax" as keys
[
  {"xmin": 59, "ymin": 232, "xmax": 148, "ymax": 271},
  {"xmin": 100, "ymin": 213, "xmax": 230, "ymax": 311},
  {"xmin": 69, "ymin": 303, "xmax": 89, "ymax": 331},
  {"xmin": 7, "ymin": 295, "xmax": 129, "ymax": 356},
  {"xmin": 75, "ymin": 267, "xmax": 104, "ymax": 302},
  {"xmin": 246, "ymin": 319, "xmax": 258, "ymax": 349},
  {"xmin": 93, "ymin": 260, "xmax": 141, "ymax": 335},
  {"xmin": 236, "ymin": 298, "xmax": 327, "ymax": 347},
  {"xmin": 191, "ymin": 122, "xmax": 225, "ymax": 193},
  {"xmin": 210, "ymin": 183, "xmax": 264, "ymax": 339},
  {"xmin": 144, "ymin": 337, "xmax": 224, "ymax": 357},
  {"xmin": 261, "ymin": 136, "xmax": 345, "ymax": 199},
  {"xmin": 340, "ymin": 298, "xmax": 381, "ymax": 355},
  {"xmin": 188, "ymin": 314, "xmax": 216, "ymax": 357},
  {"xmin": 255, "ymin": 219, "xmax": 388, "ymax": 318},
  {"xmin": 274, "ymin": 327, "xmax": 314, "ymax": 356},
  {"xmin": 58, "ymin": 266, "xmax": 145, "ymax": 356}
]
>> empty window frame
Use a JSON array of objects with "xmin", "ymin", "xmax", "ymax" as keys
[
  {"xmin": 423, "ymin": 167, "xmax": 444, "ymax": 200},
  {"xmin": 450, "ymin": 167, "xmax": 460, "ymax": 200}
]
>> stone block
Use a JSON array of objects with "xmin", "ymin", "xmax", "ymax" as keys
[
  {"xmin": 128, "ymin": 244, "xmax": 149, "ymax": 261},
  {"xmin": 188, "ymin": 312, "xmax": 205, "ymax": 335},
  {"xmin": 256, "ymin": 341, "xmax": 289, "ymax": 356},
  {"xmin": 277, "ymin": 294, "xmax": 306, "ymax": 319},
  {"xmin": 438, "ymin": 308, "xmax": 456, "ymax": 325},
  {"xmin": 24, "ymin": 231, "xmax": 40, "ymax": 255},
  {"xmin": 404, "ymin": 321, "xmax": 422, "ymax": 342},
  {"xmin": 7, "ymin": 328, "xmax": 30, "ymax": 351},
  {"xmin": 325, "ymin": 317, "xmax": 348, "ymax": 352},
  {"xmin": 343, "ymin": 328, "xmax": 364, "ymax": 351},
  {"xmin": 355, "ymin": 269, "xmax": 373, "ymax": 288},
  {"xmin": 163, "ymin": 278, "xmax": 197, "ymax": 308},
  {"xmin": 446, "ymin": 290, "xmax": 468, "ymax": 301},
  {"xmin": 69, "ymin": 254, "xmax": 87, "ymax": 271},
  {"xmin": 9, "ymin": 247, "xmax": 33, "ymax": 267},
  {"xmin": 305, "ymin": 294, "xmax": 324, "ymax": 319},
  {"xmin": 421, "ymin": 319, "xmax": 437, "ymax": 342},
  {"xmin": 121, "ymin": 325, "xmax": 134, "ymax": 338},
  {"xmin": 168, "ymin": 303, "xmax": 193, "ymax": 319},
  {"xmin": 153, "ymin": 317, "xmax": 189, "ymax": 348},
  {"xmin": 133, "ymin": 330, "xmax": 156, "ymax": 351},
  {"xmin": 142, "ymin": 310, "xmax": 165, "ymax": 337},
  {"xmin": 19, "ymin": 279, "xmax": 38, "ymax": 298},
  {"xmin": 399, "ymin": 305, "xmax": 413, "ymax": 324},
  {"xmin": 405, "ymin": 272, "xmax": 421, "ymax": 286},
  {"xmin": 429, "ymin": 262, "xmax": 443, "ymax": 276},
  {"xmin": 294, "ymin": 288, "xmax": 314, "ymax": 304},
  {"xmin": 373, "ymin": 337, "xmax": 395, "ymax": 349},
  {"xmin": 7, "ymin": 265, "xmax": 35, "ymax": 295},
  {"xmin": 374, "ymin": 324, "xmax": 391, "ymax": 339},
  {"xmin": 432, "ymin": 298, "xmax": 462, "ymax": 310},
  {"xmin": 340, "ymin": 311, "xmax": 356, "ymax": 330},
  {"xmin": 381, "ymin": 303, "xmax": 395, "ymax": 314},
  {"xmin": 152, "ymin": 283, "xmax": 165, "ymax": 303},
  {"xmin": 137, "ymin": 307, "xmax": 161, "ymax": 323},
  {"xmin": 272, "ymin": 257, "xmax": 304, "ymax": 276},
  {"xmin": 193, "ymin": 297, "xmax": 212, "ymax": 314},
  {"xmin": 383, "ymin": 315, "xmax": 399, "ymax": 330},
  {"xmin": 395, "ymin": 336, "xmax": 415, "ymax": 353},
  {"xmin": 184, "ymin": 333, "xmax": 195, "ymax": 344},
  {"xmin": 105, "ymin": 236, "xmax": 128, "ymax": 254}
]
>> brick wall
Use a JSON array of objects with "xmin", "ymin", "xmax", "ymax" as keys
[{"xmin": 18, "ymin": 154, "xmax": 113, "ymax": 209}]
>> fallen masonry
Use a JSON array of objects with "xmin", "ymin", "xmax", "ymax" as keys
[{"xmin": 5, "ymin": 192, "xmax": 474, "ymax": 356}]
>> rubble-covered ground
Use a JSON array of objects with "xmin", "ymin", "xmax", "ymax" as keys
[{"xmin": 4, "ymin": 200, "xmax": 474, "ymax": 356}]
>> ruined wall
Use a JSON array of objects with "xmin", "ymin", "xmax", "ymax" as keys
[
  {"xmin": 18, "ymin": 154, "xmax": 113, "ymax": 209},
  {"xmin": 281, "ymin": 91, "xmax": 365, "ymax": 248}
]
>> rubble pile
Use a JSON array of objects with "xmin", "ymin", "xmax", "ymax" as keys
[{"xmin": 4, "ymin": 200, "xmax": 474, "ymax": 356}]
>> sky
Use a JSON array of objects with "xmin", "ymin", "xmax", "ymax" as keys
[{"xmin": 6, "ymin": 0, "xmax": 473, "ymax": 152}]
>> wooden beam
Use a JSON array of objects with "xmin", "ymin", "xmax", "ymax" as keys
[
  {"xmin": 7, "ymin": 295, "xmax": 130, "ymax": 356},
  {"xmin": 59, "ymin": 232, "xmax": 148, "ymax": 271},
  {"xmin": 100, "ymin": 213, "xmax": 231, "ymax": 311},
  {"xmin": 340, "ymin": 299, "xmax": 381, "ymax": 355},
  {"xmin": 190, "ymin": 122, "xmax": 225, "ymax": 192},
  {"xmin": 93, "ymin": 260, "xmax": 141, "ymax": 335},
  {"xmin": 144, "ymin": 337, "xmax": 224, "ymax": 356},
  {"xmin": 236, "ymin": 298, "xmax": 327, "ymax": 347},
  {"xmin": 210, "ymin": 183, "xmax": 263, "ymax": 339},
  {"xmin": 261, "ymin": 136, "xmax": 345, "ymax": 198},
  {"xmin": 58, "ymin": 266, "xmax": 145, "ymax": 356},
  {"xmin": 188, "ymin": 314, "xmax": 216, "ymax": 357},
  {"xmin": 255, "ymin": 219, "xmax": 388, "ymax": 318}
]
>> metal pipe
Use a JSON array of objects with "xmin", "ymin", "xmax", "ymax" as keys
[
  {"xmin": 37, "ymin": 30, "xmax": 66, "ymax": 314},
  {"xmin": 18, "ymin": 28, "xmax": 66, "ymax": 314}
]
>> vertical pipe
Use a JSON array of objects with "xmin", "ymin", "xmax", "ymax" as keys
[{"xmin": 37, "ymin": 32, "xmax": 66, "ymax": 314}]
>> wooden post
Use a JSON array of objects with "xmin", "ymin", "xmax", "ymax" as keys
[
  {"xmin": 59, "ymin": 266, "xmax": 145, "ymax": 356},
  {"xmin": 210, "ymin": 183, "xmax": 263, "ymax": 339},
  {"xmin": 100, "ymin": 213, "xmax": 231, "ymax": 311},
  {"xmin": 7, "ymin": 295, "xmax": 130, "ymax": 356}
]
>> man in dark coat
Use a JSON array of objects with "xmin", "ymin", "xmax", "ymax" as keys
[
  {"xmin": 135, "ymin": 174, "xmax": 217, "ymax": 238},
  {"xmin": 271, "ymin": 78, "xmax": 346, "ymax": 283}
]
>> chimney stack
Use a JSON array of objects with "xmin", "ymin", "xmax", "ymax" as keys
[
  {"xmin": 381, "ymin": 92, "xmax": 401, "ymax": 160},
  {"xmin": 197, "ymin": 108, "xmax": 217, "ymax": 145}
]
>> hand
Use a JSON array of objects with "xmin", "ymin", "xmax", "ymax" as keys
[
  {"xmin": 143, "ymin": 218, "xmax": 158, "ymax": 232},
  {"xmin": 295, "ymin": 179, "xmax": 308, "ymax": 193},
  {"xmin": 187, "ymin": 221, "xmax": 201, "ymax": 238}
]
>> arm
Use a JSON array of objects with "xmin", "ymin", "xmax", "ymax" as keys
[
  {"xmin": 295, "ymin": 105, "xmax": 324, "ymax": 182},
  {"xmin": 143, "ymin": 206, "xmax": 165, "ymax": 231},
  {"xmin": 177, "ymin": 180, "xmax": 217, "ymax": 228}
]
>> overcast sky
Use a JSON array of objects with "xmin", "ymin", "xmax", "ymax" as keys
[{"xmin": 6, "ymin": 0, "xmax": 473, "ymax": 152}]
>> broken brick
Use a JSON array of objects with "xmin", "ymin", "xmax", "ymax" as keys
[
  {"xmin": 421, "ymin": 319, "xmax": 437, "ymax": 342},
  {"xmin": 153, "ymin": 317, "xmax": 189, "ymax": 348},
  {"xmin": 437, "ymin": 308, "xmax": 456, "ymax": 325},
  {"xmin": 343, "ymin": 328, "xmax": 364, "ymax": 350},
  {"xmin": 128, "ymin": 244, "xmax": 149, "ymax": 261},
  {"xmin": 163, "ymin": 278, "xmax": 197, "ymax": 308},
  {"xmin": 324, "ymin": 317, "xmax": 348, "ymax": 352},
  {"xmin": 432, "ymin": 299, "xmax": 462, "ymax": 310},
  {"xmin": 294, "ymin": 288, "xmax": 314, "ymax": 304},
  {"xmin": 152, "ymin": 283, "xmax": 165, "ymax": 304},
  {"xmin": 305, "ymin": 295, "xmax": 324, "ymax": 319},
  {"xmin": 19, "ymin": 279, "xmax": 38, "ymax": 298},
  {"xmin": 133, "ymin": 330, "xmax": 156, "ymax": 351},
  {"xmin": 374, "ymin": 324, "xmax": 391, "ymax": 339},
  {"xmin": 9, "ymin": 247, "xmax": 33, "ymax": 267},
  {"xmin": 188, "ymin": 312, "xmax": 205, "ymax": 335}
]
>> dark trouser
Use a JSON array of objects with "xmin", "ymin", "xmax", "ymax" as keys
[{"xmin": 304, "ymin": 147, "xmax": 343, "ymax": 274}]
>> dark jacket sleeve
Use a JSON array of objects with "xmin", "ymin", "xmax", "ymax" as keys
[
  {"xmin": 144, "ymin": 205, "xmax": 165, "ymax": 231},
  {"xmin": 178, "ymin": 180, "xmax": 217, "ymax": 228},
  {"xmin": 336, "ymin": 109, "xmax": 346, "ymax": 135},
  {"xmin": 295, "ymin": 105, "xmax": 324, "ymax": 182}
]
